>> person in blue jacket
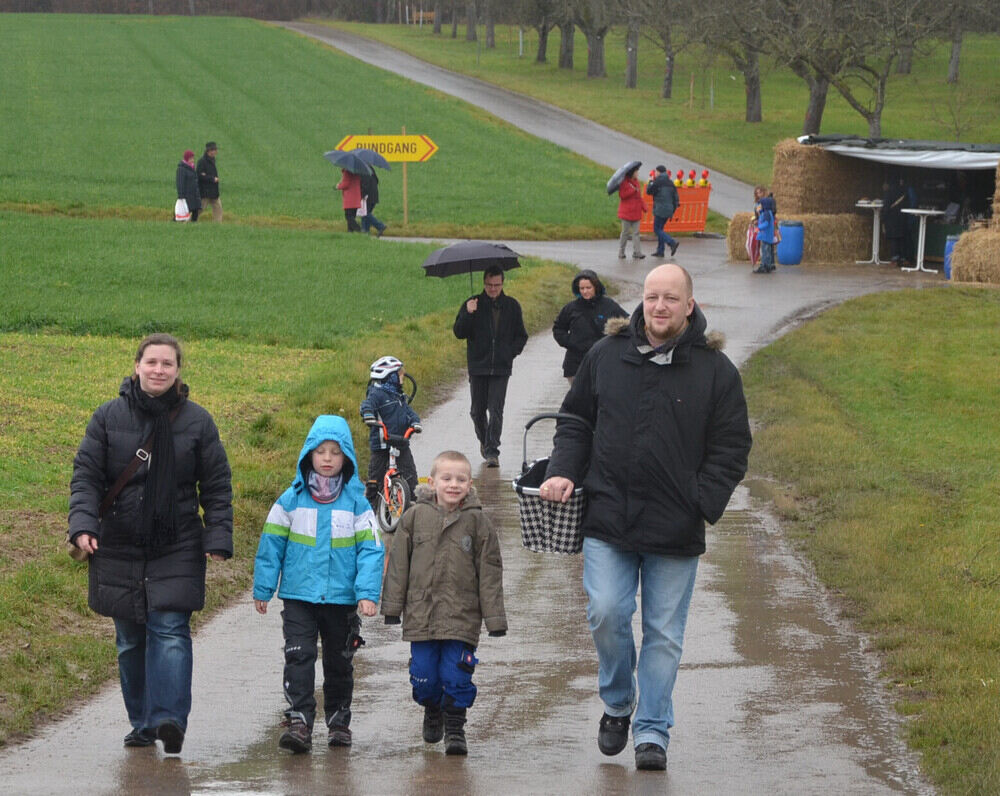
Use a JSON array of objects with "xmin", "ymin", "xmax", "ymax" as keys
[
  {"xmin": 253, "ymin": 415, "xmax": 384, "ymax": 754},
  {"xmin": 753, "ymin": 188, "xmax": 777, "ymax": 274}
]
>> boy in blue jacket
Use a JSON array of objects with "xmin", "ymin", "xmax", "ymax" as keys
[
  {"xmin": 253, "ymin": 415, "xmax": 384, "ymax": 754},
  {"xmin": 360, "ymin": 356, "xmax": 421, "ymax": 506}
]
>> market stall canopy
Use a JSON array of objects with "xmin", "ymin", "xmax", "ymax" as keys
[{"xmin": 797, "ymin": 135, "xmax": 1000, "ymax": 170}]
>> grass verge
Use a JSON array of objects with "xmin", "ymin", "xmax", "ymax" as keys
[
  {"xmin": 325, "ymin": 21, "xmax": 1000, "ymax": 187},
  {"xmin": 1, "ymin": 14, "xmax": 615, "ymax": 238},
  {"xmin": 743, "ymin": 286, "xmax": 1000, "ymax": 794}
]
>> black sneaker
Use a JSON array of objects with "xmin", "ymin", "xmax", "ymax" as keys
[
  {"xmin": 155, "ymin": 720, "xmax": 185, "ymax": 755},
  {"xmin": 328, "ymin": 724, "xmax": 352, "ymax": 747},
  {"xmin": 670, "ymin": 241, "xmax": 679, "ymax": 257},
  {"xmin": 278, "ymin": 718, "xmax": 312, "ymax": 753},
  {"xmin": 422, "ymin": 705, "xmax": 444, "ymax": 743},
  {"xmin": 124, "ymin": 728, "xmax": 155, "ymax": 748},
  {"xmin": 597, "ymin": 712, "xmax": 630, "ymax": 756},
  {"xmin": 635, "ymin": 742, "xmax": 667, "ymax": 770}
]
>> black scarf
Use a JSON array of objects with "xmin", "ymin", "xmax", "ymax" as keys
[{"xmin": 129, "ymin": 378, "xmax": 186, "ymax": 549}]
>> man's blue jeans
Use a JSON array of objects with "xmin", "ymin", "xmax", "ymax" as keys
[
  {"xmin": 653, "ymin": 215, "xmax": 678, "ymax": 255},
  {"xmin": 114, "ymin": 611, "xmax": 193, "ymax": 732},
  {"xmin": 361, "ymin": 212, "xmax": 386, "ymax": 234},
  {"xmin": 582, "ymin": 537, "xmax": 699, "ymax": 751}
]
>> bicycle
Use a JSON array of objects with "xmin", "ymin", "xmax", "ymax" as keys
[{"xmin": 368, "ymin": 419, "xmax": 419, "ymax": 533}]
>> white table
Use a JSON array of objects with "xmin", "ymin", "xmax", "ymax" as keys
[
  {"xmin": 855, "ymin": 200, "xmax": 890, "ymax": 264},
  {"xmin": 901, "ymin": 208, "xmax": 945, "ymax": 273}
]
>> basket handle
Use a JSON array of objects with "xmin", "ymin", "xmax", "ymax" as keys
[{"xmin": 521, "ymin": 412, "xmax": 593, "ymax": 473}]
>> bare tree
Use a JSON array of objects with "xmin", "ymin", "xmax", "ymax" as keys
[
  {"xmin": 484, "ymin": 0, "xmax": 495, "ymax": 47},
  {"xmin": 433, "ymin": 0, "xmax": 442, "ymax": 33},
  {"xmin": 623, "ymin": 0, "xmax": 641, "ymax": 88},
  {"xmin": 690, "ymin": 0, "xmax": 766, "ymax": 121},
  {"xmin": 635, "ymin": 0, "xmax": 697, "ymax": 99},
  {"xmin": 515, "ymin": 0, "xmax": 561, "ymax": 63},
  {"xmin": 466, "ymin": 1, "xmax": 477, "ymax": 41},
  {"xmin": 557, "ymin": 0, "xmax": 576, "ymax": 69},
  {"xmin": 572, "ymin": 0, "xmax": 617, "ymax": 78}
]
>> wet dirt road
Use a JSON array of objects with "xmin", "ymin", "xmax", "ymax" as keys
[
  {"xmin": 0, "ymin": 239, "xmax": 941, "ymax": 795},
  {"xmin": 278, "ymin": 22, "xmax": 749, "ymax": 219}
]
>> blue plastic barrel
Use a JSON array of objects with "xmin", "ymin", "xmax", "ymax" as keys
[
  {"xmin": 944, "ymin": 234, "xmax": 960, "ymax": 280},
  {"xmin": 777, "ymin": 220, "xmax": 804, "ymax": 265}
]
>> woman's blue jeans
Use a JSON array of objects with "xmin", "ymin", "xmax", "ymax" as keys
[
  {"xmin": 582, "ymin": 537, "xmax": 699, "ymax": 750},
  {"xmin": 113, "ymin": 611, "xmax": 193, "ymax": 732}
]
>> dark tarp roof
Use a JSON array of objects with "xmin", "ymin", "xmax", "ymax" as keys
[{"xmin": 797, "ymin": 134, "xmax": 1000, "ymax": 170}]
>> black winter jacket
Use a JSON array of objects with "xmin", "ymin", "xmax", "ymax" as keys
[
  {"xmin": 452, "ymin": 291, "xmax": 528, "ymax": 377},
  {"xmin": 176, "ymin": 161, "xmax": 202, "ymax": 211},
  {"xmin": 360, "ymin": 171, "xmax": 379, "ymax": 209},
  {"xmin": 196, "ymin": 153, "xmax": 219, "ymax": 199},
  {"xmin": 69, "ymin": 379, "xmax": 233, "ymax": 621},
  {"xmin": 646, "ymin": 174, "xmax": 679, "ymax": 219},
  {"xmin": 546, "ymin": 304, "xmax": 751, "ymax": 556},
  {"xmin": 552, "ymin": 270, "xmax": 628, "ymax": 377}
]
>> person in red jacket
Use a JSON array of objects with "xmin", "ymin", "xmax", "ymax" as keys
[
  {"xmin": 617, "ymin": 165, "xmax": 646, "ymax": 259},
  {"xmin": 336, "ymin": 169, "xmax": 362, "ymax": 232}
]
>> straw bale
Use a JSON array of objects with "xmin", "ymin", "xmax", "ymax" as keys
[
  {"xmin": 950, "ymin": 227, "xmax": 1000, "ymax": 284},
  {"xmin": 771, "ymin": 139, "xmax": 884, "ymax": 215},
  {"xmin": 726, "ymin": 212, "xmax": 870, "ymax": 264}
]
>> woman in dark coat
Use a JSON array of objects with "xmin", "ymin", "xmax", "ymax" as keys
[
  {"xmin": 552, "ymin": 269, "xmax": 628, "ymax": 382},
  {"xmin": 882, "ymin": 178, "xmax": 908, "ymax": 265},
  {"xmin": 69, "ymin": 333, "xmax": 232, "ymax": 755},
  {"xmin": 176, "ymin": 150, "xmax": 202, "ymax": 222}
]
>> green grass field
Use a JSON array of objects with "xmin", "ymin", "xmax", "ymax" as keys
[
  {"xmin": 1, "ymin": 14, "xmax": 616, "ymax": 237},
  {"xmin": 329, "ymin": 21, "xmax": 1000, "ymax": 187},
  {"xmin": 743, "ymin": 287, "xmax": 1000, "ymax": 794}
]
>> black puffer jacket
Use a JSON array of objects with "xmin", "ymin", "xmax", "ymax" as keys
[
  {"xmin": 546, "ymin": 304, "xmax": 751, "ymax": 556},
  {"xmin": 196, "ymin": 153, "xmax": 219, "ymax": 200},
  {"xmin": 176, "ymin": 161, "xmax": 202, "ymax": 211},
  {"xmin": 69, "ymin": 379, "xmax": 233, "ymax": 621},
  {"xmin": 452, "ymin": 291, "xmax": 528, "ymax": 376},
  {"xmin": 552, "ymin": 270, "xmax": 628, "ymax": 377}
]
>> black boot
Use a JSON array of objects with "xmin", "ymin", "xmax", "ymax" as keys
[
  {"xmin": 423, "ymin": 704, "xmax": 444, "ymax": 743},
  {"xmin": 443, "ymin": 708, "xmax": 467, "ymax": 756}
]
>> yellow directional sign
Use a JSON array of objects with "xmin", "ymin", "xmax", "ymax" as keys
[{"xmin": 335, "ymin": 134, "xmax": 438, "ymax": 163}]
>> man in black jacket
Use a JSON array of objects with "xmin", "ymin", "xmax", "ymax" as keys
[
  {"xmin": 197, "ymin": 142, "xmax": 222, "ymax": 222},
  {"xmin": 452, "ymin": 265, "xmax": 528, "ymax": 467},
  {"xmin": 540, "ymin": 264, "xmax": 751, "ymax": 771},
  {"xmin": 646, "ymin": 165, "xmax": 680, "ymax": 258}
]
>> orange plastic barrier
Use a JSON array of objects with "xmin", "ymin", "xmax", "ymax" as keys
[{"xmin": 639, "ymin": 185, "xmax": 711, "ymax": 235}]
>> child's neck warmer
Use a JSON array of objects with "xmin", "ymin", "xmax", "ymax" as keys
[{"xmin": 308, "ymin": 471, "xmax": 343, "ymax": 504}]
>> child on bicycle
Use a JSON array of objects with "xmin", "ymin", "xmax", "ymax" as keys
[
  {"xmin": 381, "ymin": 450, "xmax": 507, "ymax": 756},
  {"xmin": 360, "ymin": 356, "xmax": 421, "ymax": 509},
  {"xmin": 252, "ymin": 415, "xmax": 383, "ymax": 754}
]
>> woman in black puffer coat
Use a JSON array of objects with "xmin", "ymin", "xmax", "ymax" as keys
[
  {"xmin": 552, "ymin": 269, "xmax": 628, "ymax": 382},
  {"xmin": 69, "ymin": 333, "xmax": 232, "ymax": 755},
  {"xmin": 175, "ymin": 149, "xmax": 202, "ymax": 222}
]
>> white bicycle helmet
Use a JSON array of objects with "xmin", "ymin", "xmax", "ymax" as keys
[{"xmin": 370, "ymin": 356, "xmax": 404, "ymax": 380}]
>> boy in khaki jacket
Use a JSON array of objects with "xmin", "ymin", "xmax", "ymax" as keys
[{"xmin": 381, "ymin": 450, "xmax": 507, "ymax": 756}]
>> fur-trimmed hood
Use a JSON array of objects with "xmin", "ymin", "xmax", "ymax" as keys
[{"xmin": 603, "ymin": 303, "xmax": 725, "ymax": 351}]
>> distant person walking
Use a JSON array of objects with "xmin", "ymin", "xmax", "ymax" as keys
[
  {"xmin": 452, "ymin": 266, "xmax": 528, "ymax": 467},
  {"xmin": 176, "ymin": 150, "xmax": 202, "ymax": 222},
  {"xmin": 617, "ymin": 165, "xmax": 645, "ymax": 260},
  {"xmin": 552, "ymin": 269, "xmax": 627, "ymax": 384},
  {"xmin": 753, "ymin": 186, "xmax": 777, "ymax": 274},
  {"xmin": 196, "ymin": 142, "xmax": 222, "ymax": 222},
  {"xmin": 69, "ymin": 333, "xmax": 233, "ymax": 755},
  {"xmin": 359, "ymin": 170, "xmax": 387, "ymax": 237},
  {"xmin": 646, "ymin": 166, "xmax": 680, "ymax": 258},
  {"xmin": 336, "ymin": 169, "xmax": 363, "ymax": 232}
]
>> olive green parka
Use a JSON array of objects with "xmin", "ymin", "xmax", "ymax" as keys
[{"xmin": 381, "ymin": 486, "xmax": 506, "ymax": 646}]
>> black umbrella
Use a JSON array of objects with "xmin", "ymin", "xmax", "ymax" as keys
[
  {"xmin": 323, "ymin": 149, "xmax": 374, "ymax": 175},
  {"xmin": 422, "ymin": 240, "xmax": 521, "ymax": 292},
  {"xmin": 352, "ymin": 148, "xmax": 392, "ymax": 171},
  {"xmin": 606, "ymin": 159, "xmax": 642, "ymax": 195}
]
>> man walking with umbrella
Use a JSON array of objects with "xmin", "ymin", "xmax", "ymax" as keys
[{"xmin": 452, "ymin": 265, "xmax": 528, "ymax": 467}]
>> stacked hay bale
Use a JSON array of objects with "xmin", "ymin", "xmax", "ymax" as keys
[
  {"xmin": 950, "ymin": 160, "xmax": 1000, "ymax": 284},
  {"xmin": 727, "ymin": 138, "xmax": 883, "ymax": 265}
]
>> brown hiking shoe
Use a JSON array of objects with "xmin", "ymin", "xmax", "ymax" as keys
[
  {"xmin": 328, "ymin": 724, "xmax": 352, "ymax": 747},
  {"xmin": 278, "ymin": 718, "xmax": 312, "ymax": 754}
]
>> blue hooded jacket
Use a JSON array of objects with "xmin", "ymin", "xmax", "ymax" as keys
[
  {"xmin": 253, "ymin": 415, "xmax": 383, "ymax": 605},
  {"xmin": 359, "ymin": 373, "xmax": 421, "ymax": 452}
]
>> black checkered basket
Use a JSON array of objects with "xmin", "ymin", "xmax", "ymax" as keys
[{"xmin": 512, "ymin": 413, "xmax": 593, "ymax": 555}]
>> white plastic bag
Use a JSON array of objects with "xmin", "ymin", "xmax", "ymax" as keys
[
  {"xmin": 174, "ymin": 198, "xmax": 191, "ymax": 222},
  {"xmin": 358, "ymin": 197, "xmax": 368, "ymax": 217}
]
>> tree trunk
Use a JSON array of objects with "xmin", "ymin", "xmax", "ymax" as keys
[
  {"xmin": 586, "ymin": 31, "xmax": 607, "ymax": 78},
  {"xmin": 661, "ymin": 51, "xmax": 674, "ymax": 99},
  {"xmin": 802, "ymin": 74, "xmax": 829, "ymax": 135},
  {"xmin": 536, "ymin": 24, "xmax": 550, "ymax": 63},
  {"xmin": 433, "ymin": 0, "xmax": 442, "ymax": 33},
  {"xmin": 896, "ymin": 43, "xmax": 912, "ymax": 75},
  {"xmin": 558, "ymin": 21, "xmax": 575, "ymax": 69},
  {"xmin": 947, "ymin": 29, "xmax": 962, "ymax": 84},
  {"xmin": 625, "ymin": 16, "xmax": 639, "ymax": 89},
  {"xmin": 452, "ymin": 1, "xmax": 459, "ymax": 37},
  {"xmin": 484, "ymin": 0, "xmax": 494, "ymax": 48},
  {"xmin": 466, "ymin": 2, "xmax": 477, "ymax": 41},
  {"xmin": 188, "ymin": 0, "xmax": 194, "ymax": 14},
  {"xmin": 743, "ymin": 49, "xmax": 762, "ymax": 123}
]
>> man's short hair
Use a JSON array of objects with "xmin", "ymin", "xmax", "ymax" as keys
[
  {"xmin": 655, "ymin": 165, "xmax": 667, "ymax": 173},
  {"xmin": 430, "ymin": 450, "xmax": 472, "ymax": 476},
  {"xmin": 483, "ymin": 265, "xmax": 505, "ymax": 282}
]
